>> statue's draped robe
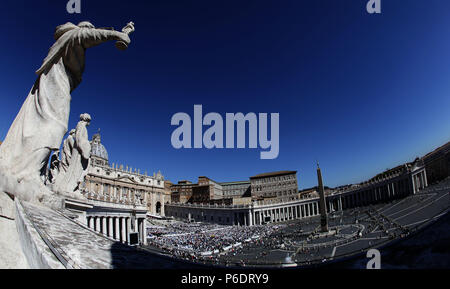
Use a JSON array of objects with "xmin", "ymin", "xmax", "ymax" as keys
[{"xmin": 0, "ymin": 25, "xmax": 129, "ymax": 187}]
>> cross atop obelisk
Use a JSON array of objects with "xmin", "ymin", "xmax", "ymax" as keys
[{"xmin": 317, "ymin": 162, "xmax": 329, "ymax": 232}]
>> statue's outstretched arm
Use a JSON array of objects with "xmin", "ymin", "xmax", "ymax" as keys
[
  {"xmin": 78, "ymin": 28, "xmax": 131, "ymax": 49},
  {"xmin": 36, "ymin": 23, "xmax": 134, "ymax": 75}
]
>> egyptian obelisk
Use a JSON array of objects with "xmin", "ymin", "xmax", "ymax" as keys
[{"xmin": 317, "ymin": 163, "xmax": 329, "ymax": 232}]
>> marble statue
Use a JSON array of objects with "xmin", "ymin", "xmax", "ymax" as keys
[
  {"xmin": 0, "ymin": 21, "xmax": 134, "ymax": 206},
  {"xmin": 48, "ymin": 150, "xmax": 61, "ymax": 184},
  {"xmin": 53, "ymin": 114, "xmax": 92, "ymax": 198},
  {"xmin": 60, "ymin": 129, "xmax": 76, "ymax": 173}
]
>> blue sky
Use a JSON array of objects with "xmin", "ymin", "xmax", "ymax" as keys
[{"xmin": 0, "ymin": 0, "xmax": 449, "ymax": 189}]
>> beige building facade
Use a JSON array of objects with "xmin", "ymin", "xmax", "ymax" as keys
[{"xmin": 82, "ymin": 133, "xmax": 169, "ymax": 216}]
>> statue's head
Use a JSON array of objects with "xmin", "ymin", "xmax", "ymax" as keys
[
  {"xmin": 80, "ymin": 113, "xmax": 91, "ymax": 125},
  {"xmin": 69, "ymin": 129, "xmax": 76, "ymax": 135},
  {"xmin": 54, "ymin": 22, "xmax": 78, "ymax": 40},
  {"xmin": 54, "ymin": 21, "xmax": 95, "ymax": 41}
]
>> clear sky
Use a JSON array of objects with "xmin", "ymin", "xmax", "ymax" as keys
[{"xmin": 0, "ymin": 0, "xmax": 449, "ymax": 189}]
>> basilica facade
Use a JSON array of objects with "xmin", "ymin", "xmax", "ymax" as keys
[{"xmin": 82, "ymin": 132, "xmax": 170, "ymax": 216}]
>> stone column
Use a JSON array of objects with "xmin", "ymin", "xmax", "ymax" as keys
[
  {"xmin": 102, "ymin": 217, "xmax": 107, "ymax": 235},
  {"xmin": 108, "ymin": 217, "xmax": 114, "ymax": 238},
  {"xmin": 420, "ymin": 173, "xmax": 424, "ymax": 190},
  {"xmin": 121, "ymin": 217, "xmax": 126, "ymax": 243},
  {"xmin": 423, "ymin": 170, "xmax": 428, "ymax": 187},
  {"xmin": 136, "ymin": 218, "xmax": 141, "ymax": 244},
  {"xmin": 95, "ymin": 216, "xmax": 101, "ymax": 232},
  {"xmin": 115, "ymin": 217, "xmax": 120, "ymax": 240},
  {"xmin": 141, "ymin": 218, "xmax": 147, "ymax": 245},
  {"xmin": 88, "ymin": 217, "xmax": 94, "ymax": 229},
  {"xmin": 126, "ymin": 217, "xmax": 131, "ymax": 244},
  {"xmin": 248, "ymin": 211, "xmax": 253, "ymax": 226}
]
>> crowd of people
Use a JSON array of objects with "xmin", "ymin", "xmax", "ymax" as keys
[{"xmin": 145, "ymin": 221, "xmax": 282, "ymax": 262}]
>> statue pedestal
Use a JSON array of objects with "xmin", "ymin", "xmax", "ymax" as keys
[{"xmin": 0, "ymin": 192, "xmax": 29, "ymax": 268}]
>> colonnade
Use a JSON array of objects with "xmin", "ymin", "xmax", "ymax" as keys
[
  {"xmin": 328, "ymin": 168, "xmax": 428, "ymax": 211},
  {"xmin": 246, "ymin": 201, "xmax": 320, "ymax": 226},
  {"xmin": 86, "ymin": 215, "xmax": 147, "ymax": 246}
]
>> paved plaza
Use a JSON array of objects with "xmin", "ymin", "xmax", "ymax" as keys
[{"xmin": 143, "ymin": 178, "xmax": 450, "ymax": 268}]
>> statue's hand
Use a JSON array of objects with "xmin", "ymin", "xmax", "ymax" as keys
[
  {"xmin": 116, "ymin": 22, "xmax": 134, "ymax": 50},
  {"xmin": 115, "ymin": 32, "xmax": 131, "ymax": 51},
  {"xmin": 122, "ymin": 22, "xmax": 135, "ymax": 34}
]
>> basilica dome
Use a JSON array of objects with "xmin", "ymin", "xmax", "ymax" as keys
[{"xmin": 90, "ymin": 132, "xmax": 109, "ymax": 164}]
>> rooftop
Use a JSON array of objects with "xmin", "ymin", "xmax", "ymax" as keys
[
  {"xmin": 220, "ymin": 180, "xmax": 251, "ymax": 185},
  {"xmin": 250, "ymin": 170, "xmax": 297, "ymax": 179}
]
